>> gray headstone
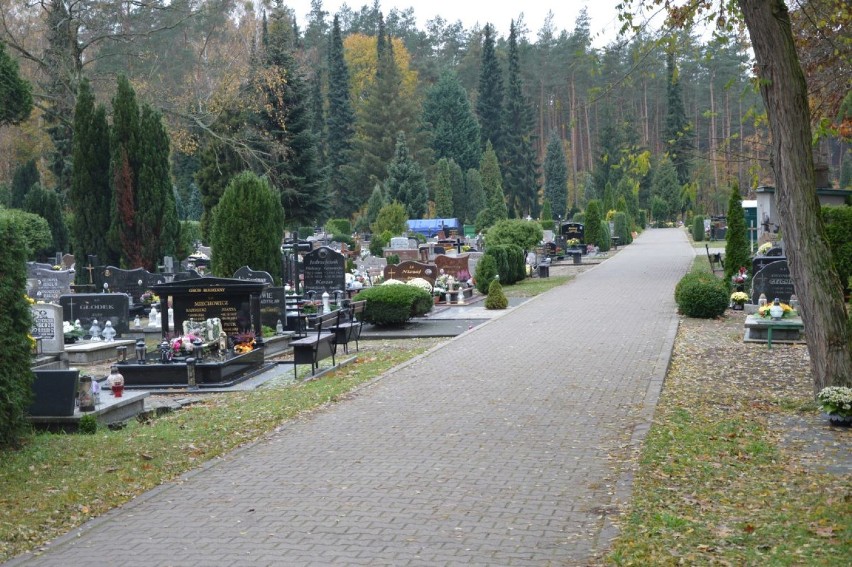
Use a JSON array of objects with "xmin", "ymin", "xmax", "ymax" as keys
[
  {"xmin": 751, "ymin": 260, "xmax": 795, "ymax": 304},
  {"xmin": 26, "ymin": 267, "xmax": 74, "ymax": 304},
  {"xmin": 389, "ymin": 237, "xmax": 410, "ymax": 249},
  {"xmin": 59, "ymin": 293, "xmax": 131, "ymax": 336},
  {"xmin": 61, "ymin": 253, "xmax": 75, "ymax": 270},
  {"xmin": 31, "ymin": 303, "xmax": 64, "ymax": 354}
]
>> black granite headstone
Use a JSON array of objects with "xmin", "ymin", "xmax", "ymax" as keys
[
  {"xmin": 233, "ymin": 266, "xmax": 284, "ymax": 328},
  {"xmin": 752, "ymin": 255, "xmax": 787, "ymax": 277},
  {"xmin": 751, "ymin": 260, "xmax": 795, "ymax": 304},
  {"xmin": 560, "ymin": 222, "xmax": 585, "ymax": 243},
  {"xmin": 303, "ymin": 246, "xmax": 346, "ymax": 295},
  {"xmin": 173, "ymin": 269, "xmax": 202, "ymax": 281},
  {"xmin": 59, "ymin": 293, "xmax": 131, "ymax": 336},
  {"xmin": 152, "ymin": 277, "xmax": 265, "ymax": 338},
  {"xmin": 233, "ymin": 266, "xmax": 274, "ymax": 285},
  {"xmin": 94, "ymin": 266, "xmax": 164, "ymax": 303}
]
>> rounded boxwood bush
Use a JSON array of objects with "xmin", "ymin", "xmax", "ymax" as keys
[
  {"xmin": 675, "ymin": 272, "xmax": 729, "ymax": 318},
  {"xmin": 692, "ymin": 215, "xmax": 705, "ymax": 242},
  {"xmin": 354, "ymin": 284, "xmax": 432, "ymax": 325}
]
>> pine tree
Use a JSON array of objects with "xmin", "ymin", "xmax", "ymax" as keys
[
  {"xmin": 724, "ymin": 181, "xmax": 751, "ymax": 283},
  {"xmin": 384, "ymin": 132, "xmax": 427, "ymax": 219},
  {"xmin": 593, "ymin": 106, "xmax": 624, "ymax": 199},
  {"xmin": 476, "ymin": 24, "xmax": 503, "ymax": 154},
  {"xmin": 422, "ymin": 70, "xmax": 481, "ymax": 172},
  {"xmin": 10, "ymin": 159, "xmax": 39, "ymax": 209},
  {"xmin": 501, "ymin": 20, "xmax": 539, "ymax": 218},
  {"xmin": 210, "ymin": 172, "xmax": 285, "ymax": 283},
  {"xmin": 665, "ymin": 51, "xmax": 694, "ymax": 187},
  {"xmin": 543, "ymin": 131, "xmax": 568, "ymax": 221},
  {"xmin": 327, "ymin": 15, "xmax": 357, "ymax": 216},
  {"xmin": 476, "ymin": 140, "xmax": 507, "ymax": 231},
  {"xmin": 366, "ymin": 184, "xmax": 386, "ymax": 226},
  {"xmin": 434, "ymin": 158, "xmax": 454, "ymax": 218}
]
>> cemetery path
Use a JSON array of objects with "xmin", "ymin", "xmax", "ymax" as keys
[{"xmin": 12, "ymin": 229, "xmax": 694, "ymax": 567}]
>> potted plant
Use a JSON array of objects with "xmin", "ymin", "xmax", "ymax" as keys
[
  {"xmin": 730, "ymin": 291, "xmax": 749, "ymax": 310},
  {"xmin": 63, "ymin": 320, "xmax": 84, "ymax": 344},
  {"xmin": 816, "ymin": 386, "xmax": 852, "ymax": 426}
]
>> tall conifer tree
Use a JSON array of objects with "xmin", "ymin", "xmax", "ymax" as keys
[
  {"xmin": 384, "ymin": 132, "xmax": 427, "ymax": 219},
  {"xmin": 543, "ymin": 132, "xmax": 568, "ymax": 220},
  {"xmin": 476, "ymin": 141, "xmax": 507, "ymax": 230},
  {"xmin": 434, "ymin": 158, "xmax": 454, "ymax": 218},
  {"xmin": 665, "ymin": 51, "xmax": 693, "ymax": 187},
  {"xmin": 476, "ymin": 24, "xmax": 504, "ymax": 154},
  {"xmin": 422, "ymin": 70, "xmax": 481, "ymax": 172},
  {"xmin": 501, "ymin": 20, "xmax": 539, "ymax": 218},
  {"xmin": 327, "ymin": 15, "xmax": 357, "ymax": 216}
]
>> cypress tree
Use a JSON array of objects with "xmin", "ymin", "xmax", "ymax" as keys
[
  {"xmin": 466, "ymin": 168, "xmax": 485, "ymax": 224},
  {"xmin": 501, "ymin": 20, "xmax": 539, "ymax": 218},
  {"xmin": 327, "ymin": 15, "xmax": 357, "ymax": 216},
  {"xmin": 724, "ymin": 182, "xmax": 751, "ymax": 283},
  {"xmin": 422, "ymin": 70, "xmax": 481, "ymax": 172},
  {"xmin": 366, "ymin": 184, "xmax": 386, "ymax": 226},
  {"xmin": 434, "ymin": 158, "xmax": 454, "ymax": 218},
  {"xmin": 10, "ymin": 159, "xmax": 39, "ymax": 209},
  {"xmin": 109, "ymin": 75, "xmax": 142, "ymax": 267},
  {"xmin": 0, "ymin": 40, "xmax": 33, "ymax": 126},
  {"xmin": 476, "ymin": 141, "xmax": 507, "ymax": 230},
  {"xmin": 650, "ymin": 156, "xmax": 681, "ymax": 221},
  {"xmin": 543, "ymin": 131, "xmax": 568, "ymax": 221},
  {"xmin": 448, "ymin": 159, "xmax": 465, "ymax": 222},
  {"xmin": 210, "ymin": 172, "xmax": 285, "ymax": 283},
  {"xmin": 0, "ymin": 215, "xmax": 33, "ymax": 448},
  {"xmin": 384, "ymin": 132, "xmax": 427, "ymax": 219},
  {"xmin": 476, "ymin": 24, "xmax": 504, "ymax": 154},
  {"xmin": 584, "ymin": 200, "xmax": 602, "ymax": 247}
]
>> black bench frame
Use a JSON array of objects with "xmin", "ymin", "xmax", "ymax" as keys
[
  {"xmin": 336, "ymin": 300, "xmax": 366, "ymax": 354},
  {"xmin": 289, "ymin": 310, "xmax": 340, "ymax": 379}
]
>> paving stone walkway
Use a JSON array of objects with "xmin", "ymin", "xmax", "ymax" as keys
[{"xmin": 10, "ymin": 229, "xmax": 694, "ymax": 566}]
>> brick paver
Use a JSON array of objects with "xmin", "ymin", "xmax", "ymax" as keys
[{"xmin": 10, "ymin": 229, "xmax": 693, "ymax": 566}]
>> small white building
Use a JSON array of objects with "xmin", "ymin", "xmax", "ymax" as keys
[{"xmin": 754, "ymin": 185, "xmax": 852, "ymax": 241}]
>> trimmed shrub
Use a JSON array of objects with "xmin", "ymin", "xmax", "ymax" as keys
[
  {"xmin": 692, "ymin": 215, "xmax": 705, "ymax": 241},
  {"xmin": 485, "ymin": 244, "xmax": 525, "ymax": 285},
  {"xmin": 675, "ymin": 272, "xmax": 729, "ymax": 318},
  {"xmin": 385, "ymin": 254, "xmax": 400, "ymax": 265},
  {"xmin": 584, "ymin": 200, "xmax": 602, "ymax": 246},
  {"xmin": 613, "ymin": 212, "xmax": 632, "ymax": 245},
  {"xmin": 78, "ymin": 413, "xmax": 98, "ymax": 434},
  {"xmin": 325, "ymin": 218, "xmax": 351, "ymax": 236},
  {"xmin": 475, "ymin": 255, "xmax": 498, "ymax": 294},
  {"xmin": 598, "ymin": 221, "xmax": 612, "ymax": 252},
  {"xmin": 0, "ymin": 215, "xmax": 34, "ymax": 447},
  {"xmin": 354, "ymin": 284, "xmax": 432, "ymax": 325},
  {"xmin": 724, "ymin": 183, "xmax": 751, "ymax": 283},
  {"xmin": 485, "ymin": 279, "xmax": 508, "ymax": 309}
]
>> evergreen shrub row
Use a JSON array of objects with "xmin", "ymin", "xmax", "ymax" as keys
[
  {"xmin": 354, "ymin": 285, "xmax": 432, "ymax": 326},
  {"xmin": 485, "ymin": 244, "xmax": 525, "ymax": 286}
]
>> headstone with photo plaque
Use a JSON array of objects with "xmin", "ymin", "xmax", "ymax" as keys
[{"xmin": 30, "ymin": 303, "xmax": 64, "ymax": 354}]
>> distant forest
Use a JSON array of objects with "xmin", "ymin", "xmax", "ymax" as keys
[{"xmin": 0, "ymin": 0, "xmax": 848, "ymax": 231}]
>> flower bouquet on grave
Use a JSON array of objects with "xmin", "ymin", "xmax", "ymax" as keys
[
  {"xmin": 731, "ymin": 266, "xmax": 749, "ymax": 286},
  {"xmin": 756, "ymin": 242, "xmax": 772, "ymax": 256},
  {"xmin": 730, "ymin": 291, "xmax": 749, "ymax": 309},
  {"xmin": 233, "ymin": 331, "xmax": 256, "ymax": 354},
  {"xmin": 170, "ymin": 332, "xmax": 201, "ymax": 357},
  {"xmin": 140, "ymin": 290, "xmax": 160, "ymax": 306},
  {"xmin": 757, "ymin": 301, "xmax": 797, "ymax": 319},
  {"xmin": 566, "ymin": 238, "xmax": 580, "ymax": 248},
  {"xmin": 816, "ymin": 386, "xmax": 852, "ymax": 424},
  {"xmin": 456, "ymin": 269, "xmax": 472, "ymax": 286},
  {"xmin": 63, "ymin": 321, "xmax": 84, "ymax": 344}
]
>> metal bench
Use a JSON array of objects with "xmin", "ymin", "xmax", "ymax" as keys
[{"xmin": 288, "ymin": 310, "xmax": 340, "ymax": 379}]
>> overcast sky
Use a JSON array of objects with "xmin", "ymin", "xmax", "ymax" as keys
[{"xmin": 287, "ymin": 1, "xmax": 644, "ymax": 47}]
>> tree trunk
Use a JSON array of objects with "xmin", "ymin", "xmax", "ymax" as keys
[{"xmin": 739, "ymin": 0, "xmax": 852, "ymax": 393}]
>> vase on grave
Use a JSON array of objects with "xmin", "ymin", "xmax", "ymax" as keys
[{"xmin": 78, "ymin": 376, "xmax": 96, "ymax": 411}]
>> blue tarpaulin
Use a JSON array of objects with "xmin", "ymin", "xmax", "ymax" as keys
[{"xmin": 406, "ymin": 218, "xmax": 460, "ymax": 237}]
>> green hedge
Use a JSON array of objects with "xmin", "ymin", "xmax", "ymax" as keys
[
  {"xmin": 0, "ymin": 215, "xmax": 34, "ymax": 447},
  {"xmin": 675, "ymin": 272, "xmax": 729, "ymax": 318},
  {"xmin": 485, "ymin": 244, "xmax": 525, "ymax": 285},
  {"xmin": 354, "ymin": 285, "xmax": 432, "ymax": 325},
  {"xmin": 822, "ymin": 205, "xmax": 852, "ymax": 290},
  {"xmin": 613, "ymin": 211, "xmax": 632, "ymax": 245}
]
